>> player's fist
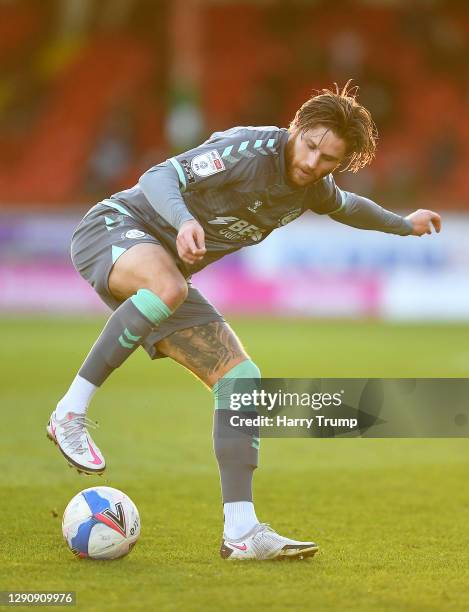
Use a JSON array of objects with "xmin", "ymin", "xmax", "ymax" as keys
[
  {"xmin": 176, "ymin": 219, "xmax": 206, "ymax": 264},
  {"xmin": 405, "ymin": 209, "xmax": 441, "ymax": 236}
]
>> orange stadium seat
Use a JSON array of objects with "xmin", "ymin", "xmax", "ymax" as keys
[{"xmin": 0, "ymin": 34, "xmax": 153, "ymax": 205}]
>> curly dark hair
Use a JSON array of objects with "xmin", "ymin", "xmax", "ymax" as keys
[{"xmin": 289, "ymin": 81, "xmax": 378, "ymax": 173}]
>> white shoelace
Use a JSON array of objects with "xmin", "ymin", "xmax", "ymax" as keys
[
  {"xmin": 60, "ymin": 415, "xmax": 98, "ymax": 455},
  {"xmin": 251, "ymin": 524, "xmax": 281, "ymax": 557},
  {"xmin": 252, "ymin": 523, "xmax": 274, "ymax": 537}
]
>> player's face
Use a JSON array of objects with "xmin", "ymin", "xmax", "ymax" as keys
[{"xmin": 285, "ymin": 125, "xmax": 347, "ymax": 187}]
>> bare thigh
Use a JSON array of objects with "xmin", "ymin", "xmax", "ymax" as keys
[
  {"xmin": 155, "ymin": 321, "xmax": 250, "ymax": 387},
  {"xmin": 108, "ymin": 243, "xmax": 188, "ymax": 311}
]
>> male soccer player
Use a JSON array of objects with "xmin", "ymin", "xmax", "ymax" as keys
[{"xmin": 47, "ymin": 84, "xmax": 440, "ymax": 560}]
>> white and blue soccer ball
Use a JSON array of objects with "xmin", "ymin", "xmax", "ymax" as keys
[{"xmin": 62, "ymin": 486, "xmax": 140, "ymax": 559}]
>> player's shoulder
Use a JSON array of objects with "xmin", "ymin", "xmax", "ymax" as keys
[
  {"xmin": 307, "ymin": 174, "xmax": 343, "ymax": 213},
  {"xmin": 205, "ymin": 125, "xmax": 287, "ymax": 148}
]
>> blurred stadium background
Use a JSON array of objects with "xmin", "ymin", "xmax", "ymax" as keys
[{"xmin": 1, "ymin": 0, "xmax": 468, "ymax": 319}]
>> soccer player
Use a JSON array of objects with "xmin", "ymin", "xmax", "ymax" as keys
[{"xmin": 47, "ymin": 83, "xmax": 441, "ymax": 560}]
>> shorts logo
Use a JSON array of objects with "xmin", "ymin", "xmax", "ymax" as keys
[
  {"xmin": 125, "ymin": 230, "xmax": 146, "ymax": 239},
  {"xmin": 191, "ymin": 150, "xmax": 225, "ymax": 177}
]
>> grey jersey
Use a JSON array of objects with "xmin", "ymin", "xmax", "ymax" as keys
[{"xmin": 110, "ymin": 126, "xmax": 412, "ymax": 276}]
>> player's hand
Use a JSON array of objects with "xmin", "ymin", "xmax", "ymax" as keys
[
  {"xmin": 405, "ymin": 209, "xmax": 441, "ymax": 236},
  {"xmin": 176, "ymin": 219, "xmax": 206, "ymax": 264}
]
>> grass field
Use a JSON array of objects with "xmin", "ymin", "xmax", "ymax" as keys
[{"xmin": 2, "ymin": 317, "xmax": 469, "ymax": 611}]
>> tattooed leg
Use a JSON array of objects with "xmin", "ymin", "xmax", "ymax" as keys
[
  {"xmin": 155, "ymin": 321, "xmax": 249, "ymax": 387},
  {"xmin": 156, "ymin": 322, "xmax": 261, "ymax": 529}
]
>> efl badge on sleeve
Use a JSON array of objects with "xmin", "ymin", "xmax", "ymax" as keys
[{"xmin": 191, "ymin": 150, "xmax": 226, "ymax": 177}]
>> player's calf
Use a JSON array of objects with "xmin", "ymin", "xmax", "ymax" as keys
[
  {"xmin": 49, "ymin": 287, "xmax": 173, "ymax": 472},
  {"xmin": 50, "ymin": 245, "xmax": 188, "ymax": 473},
  {"xmin": 156, "ymin": 323, "xmax": 320, "ymax": 560}
]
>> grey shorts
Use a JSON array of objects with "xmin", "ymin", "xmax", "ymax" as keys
[{"xmin": 71, "ymin": 201, "xmax": 224, "ymax": 359}]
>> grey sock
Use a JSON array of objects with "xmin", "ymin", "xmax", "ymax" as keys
[
  {"xmin": 213, "ymin": 409, "xmax": 259, "ymax": 502},
  {"xmin": 212, "ymin": 360, "xmax": 261, "ymax": 503},
  {"xmin": 79, "ymin": 288, "xmax": 172, "ymax": 386}
]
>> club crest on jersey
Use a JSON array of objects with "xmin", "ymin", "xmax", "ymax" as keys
[
  {"xmin": 191, "ymin": 150, "xmax": 225, "ymax": 177},
  {"xmin": 278, "ymin": 208, "xmax": 302, "ymax": 227}
]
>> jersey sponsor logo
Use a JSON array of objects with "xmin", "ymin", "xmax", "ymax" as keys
[
  {"xmin": 247, "ymin": 200, "xmax": 263, "ymax": 213},
  {"xmin": 181, "ymin": 158, "xmax": 196, "ymax": 184},
  {"xmin": 124, "ymin": 230, "xmax": 146, "ymax": 239},
  {"xmin": 211, "ymin": 217, "xmax": 266, "ymax": 242},
  {"xmin": 191, "ymin": 150, "xmax": 225, "ymax": 177},
  {"xmin": 208, "ymin": 216, "xmax": 239, "ymax": 225},
  {"xmin": 278, "ymin": 208, "xmax": 302, "ymax": 227}
]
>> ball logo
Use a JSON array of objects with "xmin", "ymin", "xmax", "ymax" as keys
[
  {"xmin": 96, "ymin": 502, "xmax": 127, "ymax": 537},
  {"xmin": 125, "ymin": 230, "xmax": 146, "ymax": 239}
]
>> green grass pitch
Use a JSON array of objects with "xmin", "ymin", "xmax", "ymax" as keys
[{"xmin": 1, "ymin": 317, "xmax": 469, "ymax": 611}]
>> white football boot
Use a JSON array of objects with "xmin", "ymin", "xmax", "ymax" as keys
[
  {"xmin": 220, "ymin": 523, "xmax": 318, "ymax": 560},
  {"xmin": 46, "ymin": 411, "xmax": 105, "ymax": 475}
]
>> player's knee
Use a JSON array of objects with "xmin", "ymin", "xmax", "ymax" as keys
[
  {"xmin": 154, "ymin": 279, "xmax": 188, "ymax": 311},
  {"xmin": 132, "ymin": 268, "xmax": 187, "ymax": 310},
  {"xmin": 215, "ymin": 359, "xmax": 261, "ymax": 384},
  {"xmin": 205, "ymin": 354, "xmax": 250, "ymax": 387},
  {"xmin": 212, "ymin": 359, "xmax": 261, "ymax": 410},
  {"xmin": 109, "ymin": 244, "xmax": 187, "ymax": 309}
]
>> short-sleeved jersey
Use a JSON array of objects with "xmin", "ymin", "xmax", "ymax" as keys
[{"xmin": 110, "ymin": 126, "xmax": 343, "ymax": 275}]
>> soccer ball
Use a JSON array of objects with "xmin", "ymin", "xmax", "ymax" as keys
[{"xmin": 62, "ymin": 486, "xmax": 140, "ymax": 559}]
